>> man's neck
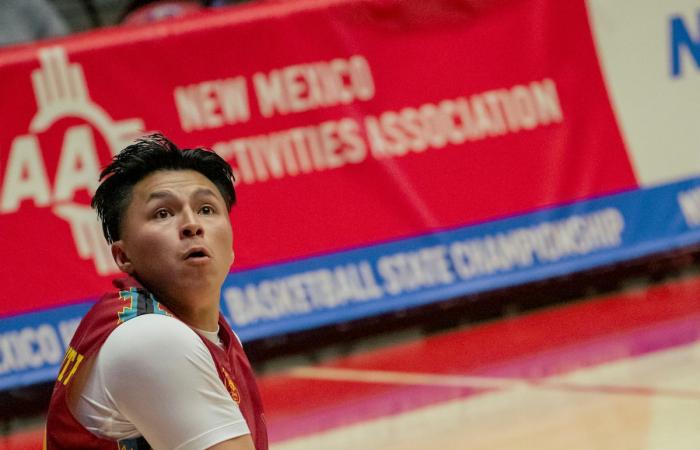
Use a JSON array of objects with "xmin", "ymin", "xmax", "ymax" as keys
[
  {"xmin": 148, "ymin": 284, "xmax": 221, "ymax": 331},
  {"xmin": 176, "ymin": 304, "xmax": 220, "ymax": 331}
]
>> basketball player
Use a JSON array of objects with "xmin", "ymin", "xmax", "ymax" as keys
[{"xmin": 45, "ymin": 134, "xmax": 267, "ymax": 450}]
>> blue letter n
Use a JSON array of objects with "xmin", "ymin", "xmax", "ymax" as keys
[{"xmin": 671, "ymin": 13, "xmax": 700, "ymax": 77}]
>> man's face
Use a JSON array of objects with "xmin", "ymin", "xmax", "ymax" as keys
[{"xmin": 112, "ymin": 169, "xmax": 234, "ymax": 302}]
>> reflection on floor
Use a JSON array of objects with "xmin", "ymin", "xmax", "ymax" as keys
[{"xmin": 261, "ymin": 273, "xmax": 700, "ymax": 450}]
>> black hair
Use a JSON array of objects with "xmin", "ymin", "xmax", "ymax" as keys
[{"xmin": 91, "ymin": 133, "xmax": 236, "ymax": 244}]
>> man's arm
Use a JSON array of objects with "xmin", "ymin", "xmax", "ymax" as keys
[
  {"xmin": 72, "ymin": 314, "xmax": 252, "ymax": 449},
  {"xmin": 208, "ymin": 434, "xmax": 255, "ymax": 450}
]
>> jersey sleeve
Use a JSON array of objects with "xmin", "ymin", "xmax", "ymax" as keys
[{"xmin": 98, "ymin": 314, "xmax": 250, "ymax": 450}]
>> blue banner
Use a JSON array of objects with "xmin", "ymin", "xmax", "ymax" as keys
[{"xmin": 3, "ymin": 177, "xmax": 700, "ymax": 390}]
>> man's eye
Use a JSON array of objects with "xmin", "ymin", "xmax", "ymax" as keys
[
  {"xmin": 155, "ymin": 209, "xmax": 171, "ymax": 219},
  {"xmin": 200, "ymin": 205, "xmax": 215, "ymax": 215}
]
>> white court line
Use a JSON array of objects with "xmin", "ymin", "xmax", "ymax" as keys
[
  {"xmin": 287, "ymin": 367, "xmax": 532, "ymax": 390},
  {"xmin": 275, "ymin": 342, "xmax": 700, "ymax": 450}
]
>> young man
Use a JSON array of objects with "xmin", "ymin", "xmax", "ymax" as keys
[{"xmin": 45, "ymin": 134, "xmax": 267, "ymax": 450}]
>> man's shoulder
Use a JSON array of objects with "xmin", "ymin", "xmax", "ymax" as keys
[
  {"xmin": 100, "ymin": 314, "xmax": 210, "ymax": 372},
  {"xmin": 108, "ymin": 314, "xmax": 199, "ymax": 349},
  {"xmin": 68, "ymin": 280, "xmax": 177, "ymax": 354}
]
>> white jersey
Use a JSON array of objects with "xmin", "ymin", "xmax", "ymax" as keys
[{"xmin": 71, "ymin": 314, "xmax": 250, "ymax": 450}]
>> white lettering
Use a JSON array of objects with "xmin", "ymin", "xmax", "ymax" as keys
[
  {"xmin": 215, "ymin": 117, "xmax": 366, "ymax": 185},
  {"xmin": 0, "ymin": 135, "xmax": 51, "ymax": 213},
  {"xmin": 53, "ymin": 125, "xmax": 101, "ymax": 201},
  {"xmin": 450, "ymin": 209, "xmax": 624, "ymax": 279},
  {"xmin": 377, "ymin": 246, "xmax": 455, "ymax": 295},
  {"xmin": 365, "ymin": 78, "xmax": 564, "ymax": 159},
  {"xmin": 174, "ymin": 77, "xmax": 250, "ymax": 132},
  {"xmin": 253, "ymin": 55, "xmax": 375, "ymax": 118},
  {"xmin": 678, "ymin": 186, "xmax": 700, "ymax": 227},
  {"xmin": 0, "ymin": 324, "xmax": 62, "ymax": 374},
  {"xmin": 224, "ymin": 261, "xmax": 381, "ymax": 326}
]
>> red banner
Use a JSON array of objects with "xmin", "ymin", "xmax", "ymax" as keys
[{"xmin": 0, "ymin": 0, "xmax": 635, "ymax": 317}]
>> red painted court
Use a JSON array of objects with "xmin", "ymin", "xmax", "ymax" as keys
[{"xmin": 5, "ymin": 272, "xmax": 700, "ymax": 449}]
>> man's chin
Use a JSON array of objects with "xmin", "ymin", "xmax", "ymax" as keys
[{"xmin": 175, "ymin": 270, "xmax": 226, "ymax": 289}]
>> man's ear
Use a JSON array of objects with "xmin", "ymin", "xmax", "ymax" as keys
[{"xmin": 111, "ymin": 241, "xmax": 133, "ymax": 274}]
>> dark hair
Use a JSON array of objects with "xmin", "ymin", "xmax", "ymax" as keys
[{"xmin": 91, "ymin": 133, "xmax": 236, "ymax": 244}]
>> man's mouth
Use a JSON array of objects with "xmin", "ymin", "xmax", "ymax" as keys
[{"xmin": 184, "ymin": 248, "xmax": 210, "ymax": 260}]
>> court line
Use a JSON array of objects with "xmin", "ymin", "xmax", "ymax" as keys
[{"xmin": 286, "ymin": 366, "xmax": 700, "ymax": 399}]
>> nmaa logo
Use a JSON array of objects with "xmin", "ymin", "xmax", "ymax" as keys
[{"xmin": 0, "ymin": 46, "xmax": 145, "ymax": 275}]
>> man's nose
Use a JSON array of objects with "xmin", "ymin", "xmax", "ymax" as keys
[{"xmin": 180, "ymin": 209, "xmax": 204, "ymax": 238}]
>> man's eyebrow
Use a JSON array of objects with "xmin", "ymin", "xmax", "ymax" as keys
[
  {"xmin": 192, "ymin": 188, "xmax": 219, "ymax": 199},
  {"xmin": 146, "ymin": 188, "xmax": 220, "ymax": 202},
  {"xmin": 146, "ymin": 190, "xmax": 176, "ymax": 202}
]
